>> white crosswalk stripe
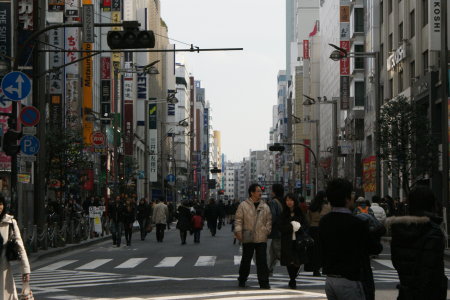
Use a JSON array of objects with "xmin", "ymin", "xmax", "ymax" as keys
[
  {"xmin": 234, "ymin": 255, "xmax": 255, "ymax": 266},
  {"xmin": 40, "ymin": 260, "xmax": 77, "ymax": 270},
  {"xmin": 194, "ymin": 256, "xmax": 216, "ymax": 266},
  {"xmin": 155, "ymin": 256, "xmax": 182, "ymax": 267},
  {"xmin": 76, "ymin": 259, "xmax": 112, "ymax": 270},
  {"xmin": 115, "ymin": 258, "xmax": 147, "ymax": 269}
]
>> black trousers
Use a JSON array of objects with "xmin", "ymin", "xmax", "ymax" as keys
[
  {"xmin": 124, "ymin": 222, "xmax": 133, "ymax": 244},
  {"xmin": 238, "ymin": 242, "xmax": 269, "ymax": 286},
  {"xmin": 156, "ymin": 223, "xmax": 166, "ymax": 242},
  {"xmin": 287, "ymin": 264, "xmax": 300, "ymax": 281},
  {"xmin": 179, "ymin": 230, "xmax": 187, "ymax": 243},
  {"xmin": 138, "ymin": 218, "xmax": 148, "ymax": 240}
]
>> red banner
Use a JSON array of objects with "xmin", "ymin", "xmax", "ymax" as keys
[
  {"xmin": 340, "ymin": 41, "xmax": 350, "ymax": 75},
  {"xmin": 101, "ymin": 57, "xmax": 111, "ymax": 79},
  {"xmin": 363, "ymin": 156, "xmax": 376, "ymax": 193},
  {"xmin": 303, "ymin": 40, "xmax": 309, "ymax": 59}
]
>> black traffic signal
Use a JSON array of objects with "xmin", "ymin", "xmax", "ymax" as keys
[
  {"xmin": 107, "ymin": 22, "xmax": 155, "ymax": 49},
  {"xmin": 210, "ymin": 167, "xmax": 221, "ymax": 174},
  {"xmin": 3, "ymin": 130, "xmax": 21, "ymax": 156},
  {"xmin": 269, "ymin": 143, "xmax": 285, "ymax": 152}
]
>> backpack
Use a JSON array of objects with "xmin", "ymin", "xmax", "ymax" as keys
[{"xmin": 192, "ymin": 215, "xmax": 203, "ymax": 229}]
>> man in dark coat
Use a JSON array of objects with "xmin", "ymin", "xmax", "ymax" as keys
[
  {"xmin": 204, "ymin": 198, "xmax": 220, "ymax": 236},
  {"xmin": 386, "ymin": 186, "xmax": 447, "ymax": 300},
  {"xmin": 108, "ymin": 196, "xmax": 125, "ymax": 247},
  {"xmin": 267, "ymin": 183, "xmax": 283, "ymax": 275}
]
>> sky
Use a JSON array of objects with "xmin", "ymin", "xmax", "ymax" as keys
[{"xmin": 160, "ymin": 1, "xmax": 286, "ymax": 162}]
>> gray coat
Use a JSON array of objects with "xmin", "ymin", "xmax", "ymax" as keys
[
  {"xmin": 152, "ymin": 202, "xmax": 168, "ymax": 225},
  {"xmin": 234, "ymin": 198, "xmax": 272, "ymax": 243}
]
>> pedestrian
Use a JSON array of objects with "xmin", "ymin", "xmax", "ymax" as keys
[
  {"xmin": 267, "ymin": 183, "xmax": 283, "ymax": 276},
  {"xmin": 152, "ymin": 198, "xmax": 168, "ymax": 242},
  {"xmin": 191, "ymin": 210, "xmax": 204, "ymax": 243},
  {"xmin": 370, "ymin": 195, "xmax": 386, "ymax": 223},
  {"xmin": 319, "ymin": 178, "xmax": 382, "ymax": 300},
  {"xmin": 176, "ymin": 201, "xmax": 192, "ymax": 245},
  {"xmin": 384, "ymin": 195, "xmax": 395, "ymax": 217},
  {"xmin": 123, "ymin": 197, "xmax": 136, "ymax": 246},
  {"xmin": 108, "ymin": 196, "xmax": 125, "ymax": 247},
  {"xmin": 386, "ymin": 186, "xmax": 447, "ymax": 300},
  {"xmin": 279, "ymin": 193, "xmax": 309, "ymax": 289},
  {"xmin": 137, "ymin": 198, "xmax": 151, "ymax": 241},
  {"xmin": 234, "ymin": 183, "xmax": 272, "ymax": 289},
  {"xmin": 217, "ymin": 200, "xmax": 226, "ymax": 230},
  {"xmin": 353, "ymin": 196, "xmax": 374, "ymax": 216},
  {"xmin": 306, "ymin": 190, "xmax": 331, "ymax": 276},
  {"xmin": 100, "ymin": 196, "xmax": 109, "ymax": 237},
  {"xmin": 0, "ymin": 195, "xmax": 31, "ymax": 299},
  {"xmin": 166, "ymin": 201, "xmax": 174, "ymax": 230},
  {"xmin": 204, "ymin": 198, "xmax": 220, "ymax": 236}
]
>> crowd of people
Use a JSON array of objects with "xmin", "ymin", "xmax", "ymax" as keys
[{"xmin": 233, "ymin": 180, "xmax": 448, "ymax": 300}]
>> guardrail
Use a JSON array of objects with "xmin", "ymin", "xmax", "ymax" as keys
[{"xmin": 22, "ymin": 216, "xmax": 103, "ymax": 253}]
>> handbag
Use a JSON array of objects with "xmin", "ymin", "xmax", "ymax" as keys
[
  {"xmin": 145, "ymin": 223, "xmax": 153, "ymax": 233},
  {"xmin": 19, "ymin": 282, "xmax": 34, "ymax": 300},
  {"xmin": 6, "ymin": 223, "xmax": 21, "ymax": 261},
  {"xmin": 295, "ymin": 230, "xmax": 314, "ymax": 263}
]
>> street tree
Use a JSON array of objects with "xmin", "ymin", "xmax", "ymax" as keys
[{"xmin": 379, "ymin": 95, "xmax": 439, "ymax": 196}]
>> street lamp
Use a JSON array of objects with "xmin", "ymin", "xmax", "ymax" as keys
[{"xmin": 328, "ymin": 43, "xmax": 381, "ymax": 196}]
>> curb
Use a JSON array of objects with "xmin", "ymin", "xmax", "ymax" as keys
[{"xmin": 28, "ymin": 235, "xmax": 111, "ymax": 263}]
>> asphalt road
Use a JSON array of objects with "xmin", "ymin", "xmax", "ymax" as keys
[{"xmin": 11, "ymin": 223, "xmax": 450, "ymax": 300}]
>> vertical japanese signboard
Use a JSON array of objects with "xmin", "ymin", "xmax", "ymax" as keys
[
  {"xmin": 149, "ymin": 104, "xmax": 158, "ymax": 182},
  {"xmin": 64, "ymin": 26, "xmax": 80, "ymax": 129},
  {"xmin": 303, "ymin": 40, "xmax": 309, "ymax": 59},
  {"xmin": 340, "ymin": 1, "xmax": 350, "ymax": 110},
  {"xmin": 429, "ymin": 0, "xmax": 441, "ymax": 51},
  {"xmin": 0, "ymin": 2, "xmax": 11, "ymax": 169},
  {"xmin": 82, "ymin": 0, "xmax": 93, "ymax": 145}
]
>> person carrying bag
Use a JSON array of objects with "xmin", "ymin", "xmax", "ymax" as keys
[{"xmin": 0, "ymin": 195, "xmax": 32, "ymax": 300}]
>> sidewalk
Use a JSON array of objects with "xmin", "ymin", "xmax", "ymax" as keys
[
  {"xmin": 28, "ymin": 234, "xmax": 112, "ymax": 264},
  {"xmin": 381, "ymin": 236, "xmax": 450, "ymax": 260}
]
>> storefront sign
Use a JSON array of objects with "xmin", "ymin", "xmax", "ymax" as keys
[
  {"xmin": 387, "ymin": 44, "xmax": 407, "ymax": 71},
  {"xmin": 303, "ymin": 40, "xmax": 309, "ymax": 59},
  {"xmin": 429, "ymin": 0, "xmax": 441, "ymax": 51}
]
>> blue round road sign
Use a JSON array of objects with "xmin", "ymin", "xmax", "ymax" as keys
[
  {"xmin": 20, "ymin": 135, "xmax": 40, "ymax": 155},
  {"xmin": 1, "ymin": 71, "xmax": 32, "ymax": 101},
  {"xmin": 20, "ymin": 106, "xmax": 41, "ymax": 126},
  {"xmin": 166, "ymin": 174, "xmax": 175, "ymax": 183}
]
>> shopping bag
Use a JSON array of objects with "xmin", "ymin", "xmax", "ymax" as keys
[
  {"xmin": 19, "ymin": 282, "xmax": 34, "ymax": 300},
  {"xmin": 146, "ymin": 223, "xmax": 153, "ymax": 233}
]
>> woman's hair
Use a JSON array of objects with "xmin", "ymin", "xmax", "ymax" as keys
[
  {"xmin": 309, "ymin": 190, "xmax": 327, "ymax": 213},
  {"xmin": 408, "ymin": 185, "xmax": 436, "ymax": 215},
  {"xmin": 0, "ymin": 194, "xmax": 7, "ymax": 220}
]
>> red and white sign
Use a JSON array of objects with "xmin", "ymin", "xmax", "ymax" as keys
[
  {"xmin": 339, "ymin": 41, "xmax": 350, "ymax": 75},
  {"xmin": 303, "ymin": 40, "xmax": 309, "ymax": 59},
  {"xmin": 90, "ymin": 131, "xmax": 105, "ymax": 146}
]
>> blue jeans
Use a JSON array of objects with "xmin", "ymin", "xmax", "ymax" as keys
[
  {"xmin": 110, "ymin": 220, "xmax": 123, "ymax": 246},
  {"xmin": 193, "ymin": 229, "xmax": 201, "ymax": 243},
  {"xmin": 238, "ymin": 242, "xmax": 269, "ymax": 287}
]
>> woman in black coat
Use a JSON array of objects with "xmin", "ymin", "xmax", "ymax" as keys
[
  {"xmin": 176, "ymin": 201, "xmax": 192, "ymax": 244},
  {"xmin": 279, "ymin": 193, "xmax": 309, "ymax": 289},
  {"xmin": 386, "ymin": 186, "xmax": 447, "ymax": 300}
]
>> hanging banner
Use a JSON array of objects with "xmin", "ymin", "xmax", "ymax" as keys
[
  {"xmin": 429, "ymin": 0, "xmax": 441, "ymax": 51},
  {"xmin": 82, "ymin": 42, "xmax": 93, "ymax": 144},
  {"xmin": 363, "ymin": 156, "xmax": 376, "ymax": 193},
  {"xmin": 123, "ymin": 103, "xmax": 133, "ymax": 155},
  {"xmin": 101, "ymin": 57, "xmax": 111, "ymax": 79},
  {"xmin": 149, "ymin": 104, "xmax": 157, "ymax": 182},
  {"xmin": 0, "ymin": 3, "xmax": 11, "ymax": 67},
  {"xmin": 49, "ymin": 27, "xmax": 64, "ymax": 95},
  {"xmin": 303, "ymin": 40, "xmax": 309, "ymax": 59}
]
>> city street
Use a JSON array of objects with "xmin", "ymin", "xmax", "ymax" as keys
[{"xmin": 12, "ymin": 223, "xmax": 449, "ymax": 300}]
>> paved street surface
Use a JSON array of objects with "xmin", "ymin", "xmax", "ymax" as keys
[{"xmin": 12, "ymin": 224, "xmax": 450, "ymax": 300}]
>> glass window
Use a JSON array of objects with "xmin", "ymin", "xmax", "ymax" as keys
[
  {"xmin": 355, "ymin": 81, "xmax": 365, "ymax": 107},
  {"xmin": 388, "ymin": 0, "xmax": 392, "ymax": 14},
  {"xmin": 389, "ymin": 78, "xmax": 394, "ymax": 98},
  {"xmin": 354, "ymin": 45, "xmax": 364, "ymax": 69},
  {"xmin": 389, "ymin": 33, "xmax": 393, "ymax": 51},
  {"xmin": 410, "ymin": 60, "xmax": 415, "ymax": 81},
  {"xmin": 423, "ymin": 50, "xmax": 428, "ymax": 73},
  {"xmin": 398, "ymin": 70, "xmax": 403, "ymax": 93},
  {"xmin": 380, "ymin": 1, "xmax": 384, "ymax": 24},
  {"xmin": 380, "ymin": 44, "xmax": 384, "ymax": 66},
  {"xmin": 399, "ymin": 22, "xmax": 403, "ymax": 42},
  {"xmin": 422, "ymin": 0, "xmax": 428, "ymax": 27},
  {"xmin": 410, "ymin": 10, "xmax": 415, "ymax": 37},
  {"xmin": 354, "ymin": 8, "xmax": 364, "ymax": 32}
]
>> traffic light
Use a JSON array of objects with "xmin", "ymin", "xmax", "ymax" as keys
[
  {"xmin": 218, "ymin": 189, "xmax": 225, "ymax": 195},
  {"xmin": 107, "ymin": 21, "xmax": 155, "ymax": 49},
  {"xmin": 3, "ymin": 130, "xmax": 21, "ymax": 156},
  {"xmin": 269, "ymin": 143, "xmax": 285, "ymax": 152},
  {"xmin": 208, "ymin": 179, "xmax": 217, "ymax": 189},
  {"xmin": 210, "ymin": 167, "xmax": 221, "ymax": 174}
]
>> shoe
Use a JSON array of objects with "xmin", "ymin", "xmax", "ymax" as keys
[
  {"xmin": 238, "ymin": 281, "xmax": 246, "ymax": 288},
  {"xmin": 260, "ymin": 284, "xmax": 271, "ymax": 289},
  {"xmin": 313, "ymin": 271, "xmax": 321, "ymax": 277},
  {"xmin": 288, "ymin": 280, "xmax": 296, "ymax": 289}
]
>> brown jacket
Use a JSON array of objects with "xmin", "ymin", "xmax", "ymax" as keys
[
  {"xmin": 234, "ymin": 198, "xmax": 272, "ymax": 243},
  {"xmin": 307, "ymin": 203, "xmax": 331, "ymax": 227}
]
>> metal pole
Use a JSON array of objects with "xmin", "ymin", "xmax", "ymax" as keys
[
  {"xmin": 144, "ymin": 100, "xmax": 148, "ymax": 199},
  {"xmin": 315, "ymin": 119, "xmax": 320, "ymax": 195},
  {"xmin": 332, "ymin": 100, "xmax": 338, "ymax": 178},
  {"xmin": 113, "ymin": 67, "xmax": 119, "ymax": 195},
  {"xmin": 374, "ymin": 52, "xmax": 381, "ymax": 197}
]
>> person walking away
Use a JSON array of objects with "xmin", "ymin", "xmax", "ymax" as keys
[
  {"xmin": 279, "ymin": 193, "xmax": 309, "ymax": 289},
  {"xmin": 176, "ymin": 201, "xmax": 192, "ymax": 244},
  {"xmin": 191, "ymin": 210, "xmax": 204, "ymax": 243},
  {"xmin": 204, "ymin": 198, "xmax": 220, "ymax": 236},
  {"xmin": 234, "ymin": 183, "xmax": 272, "ymax": 289},
  {"xmin": 267, "ymin": 183, "xmax": 284, "ymax": 276},
  {"xmin": 386, "ymin": 186, "xmax": 447, "ymax": 300},
  {"xmin": 319, "ymin": 178, "xmax": 382, "ymax": 300},
  {"xmin": 166, "ymin": 201, "xmax": 174, "ymax": 230},
  {"xmin": 0, "ymin": 195, "xmax": 31, "ymax": 299},
  {"xmin": 217, "ymin": 200, "xmax": 226, "ymax": 230},
  {"xmin": 354, "ymin": 197, "xmax": 374, "ymax": 216},
  {"xmin": 108, "ymin": 196, "xmax": 125, "ymax": 247},
  {"xmin": 123, "ymin": 198, "xmax": 136, "ymax": 246},
  {"xmin": 137, "ymin": 198, "xmax": 151, "ymax": 241},
  {"xmin": 306, "ymin": 190, "xmax": 331, "ymax": 276},
  {"xmin": 370, "ymin": 196, "xmax": 386, "ymax": 224},
  {"xmin": 152, "ymin": 198, "xmax": 169, "ymax": 242}
]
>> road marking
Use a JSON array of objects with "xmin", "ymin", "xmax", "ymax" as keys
[
  {"xmin": 194, "ymin": 256, "xmax": 216, "ymax": 266},
  {"xmin": 373, "ymin": 259, "xmax": 394, "ymax": 269},
  {"xmin": 76, "ymin": 259, "xmax": 112, "ymax": 270},
  {"xmin": 39, "ymin": 260, "xmax": 78, "ymax": 270},
  {"xmin": 115, "ymin": 258, "xmax": 147, "ymax": 269},
  {"xmin": 234, "ymin": 255, "xmax": 255, "ymax": 266},
  {"xmin": 155, "ymin": 257, "xmax": 182, "ymax": 267}
]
